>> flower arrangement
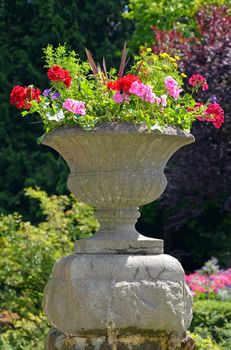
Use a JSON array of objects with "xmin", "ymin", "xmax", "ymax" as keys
[
  {"xmin": 185, "ymin": 258, "xmax": 231, "ymax": 301},
  {"xmin": 10, "ymin": 45, "xmax": 224, "ymax": 133}
]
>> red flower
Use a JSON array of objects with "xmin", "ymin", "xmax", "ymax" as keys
[
  {"xmin": 189, "ymin": 74, "xmax": 208, "ymax": 91},
  {"xmin": 107, "ymin": 74, "xmax": 141, "ymax": 93},
  {"xmin": 10, "ymin": 86, "xmax": 41, "ymax": 110},
  {"xmin": 204, "ymin": 103, "xmax": 224, "ymax": 128},
  {"xmin": 118, "ymin": 74, "xmax": 141, "ymax": 93},
  {"xmin": 10, "ymin": 86, "xmax": 26, "ymax": 109},
  {"xmin": 107, "ymin": 80, "xmax": 120, "ymax": 91},
  {"xmin": 47, "ymin": 65, "xmax": 72, "ymax": 88}
]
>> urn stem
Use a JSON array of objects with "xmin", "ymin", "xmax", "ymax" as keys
[{"xmin": 93, "ymin": 208, "xmax": 141, "ymax": 240}]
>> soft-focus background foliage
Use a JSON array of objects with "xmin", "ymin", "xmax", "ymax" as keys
[
  {"xmin": 0, "ymin": 0, "xmax": 230, "ymax": 349},
  {"xmin": 0, "ymin": 188, "xmax": 98, "ymax": 349}
]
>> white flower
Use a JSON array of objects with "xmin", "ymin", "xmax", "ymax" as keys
[{"xmin": 47, "ymin": 110, "xmax": 65, "ymax": 122}]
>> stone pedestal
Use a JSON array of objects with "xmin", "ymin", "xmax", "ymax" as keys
[
  {"xmin": 44, "ymin": 239, "xmax": 193, "ymax": 350},
  {"xmin": 42, "ymin": 124, "xmax": 195, "ymax": 349}
]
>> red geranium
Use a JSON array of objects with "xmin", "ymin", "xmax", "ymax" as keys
[
  {"xmin": 118, "ymin": 74, "xmax": 141, "ymax": 93},
  {"xmin": 107, "ymin": 74, "xmax": 141, "ymax": 93},
  {"xmin": 189, "ymin": 74, "xmax": 208, "ymax": 91},
  {"xmin": 10, "ymin": 86, "xmax": 41, "ymax": 110},
  {"xmin": 204, "ymin": 103, "xmax": 224, "ymax": 128},
  {"xmin": 107, "ymin": 80, "xmax": 120, "ymax": 91},
  {"xmin": 47, "ymin": 65, "xmax": 72, "ymax": 88}
]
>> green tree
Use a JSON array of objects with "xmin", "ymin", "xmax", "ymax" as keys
[{"xmin": 123, "ymin": 0, "xmax": 226, "ymax": 52}]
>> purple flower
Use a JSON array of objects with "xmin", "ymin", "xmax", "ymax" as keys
[
  {"xmin": 42, "ymin": 88, "xmax": 52, "ymax": 97},
  {"xmin": 51, "ymin": 91, "xmax": 61, "ymax": 100},
  {"xmin": 209, "ymin": 95, "xmax": 217, "ymax": 103}
]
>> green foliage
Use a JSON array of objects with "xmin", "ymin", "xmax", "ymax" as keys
[
  {"xmin": 0, "ymin": 314, "xmax": 48, "ymax": 350},
  {"xmin": 123, "ymin": 0, "xmax": 226, "ymax": 52},
  {"xmin": 0, "ymin": 188, "xmax": 98, "ymax": 350},
  {"xmin": 189, "ymin": 331, "xmax": 222, "ymax": 350},
  {"xmin": 190, "ymin": 300, "xmax": 231, "ymax": 349}
]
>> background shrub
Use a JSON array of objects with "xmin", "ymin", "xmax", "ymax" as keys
[
  {"xmin": 0, "ymin": 188, "xmax": 98, "ymax": 350},
  {"xmin": 190, "ymin": 300, "xmax": 231, "ymax": 348},
  {"xmin": 136, "ymin": 4, "xmax": 231, "ymax": 269},
  {"xmin": 123, "ymin": 0, "xmax": 225, "ymax": 52}
]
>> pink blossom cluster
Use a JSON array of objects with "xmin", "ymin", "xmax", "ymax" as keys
[
  {"xmin": 189, "ymin": 74, "xmax": 208, "ymax": 91},
  {"xmin": 185, "ymin": 268, "xmax": 231, "ymax": 295},
  {"xmin": 112, "ymin": 81, "xmax": 167, "ymax": 107},
  {"xmin": 113, "ymin": 92, "xmax": 130, "ymax": 104},
  {"xmin": 129, "ymin": 81, "xmax": 155, "ymax": 103},
  {"xmin": 63, "ymin": 98, "xmax": 86, "ymax": 115},
  {"xmin": 164, "ymin": 76, "xmax": 182, "ymax": 100},
  {"xmin": 129, "ymin": 81, "xmax": 167, "ymax": 107}
]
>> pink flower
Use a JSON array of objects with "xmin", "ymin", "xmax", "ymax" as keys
[
  {"xmin": 112, "ymin": 91, "xmax": 130, "ymax": 103},
  {"xmin": 189, "ymin": 74, "xmax": 208, "ymax": 91},
  {"xmin": 129, "ymin": 81, "xmax": 146, "ymax": 98},
  {"xmin": 164, "ymin": 76, "xmax": 182, "ymax": 100},
  {"xmin": 185, "ymin": 268, "xmax": 231, "ymax": 296},
  {"xmin": 63, "ymin": 98, "xmax": 86, "ymax": 115},
  {"xmin": 129, "ymin": 81, "xmax": 158, "ymax": 104}
]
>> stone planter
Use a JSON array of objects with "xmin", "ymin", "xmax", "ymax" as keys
[{"xmin": 42, "ymin": 123, "xmax": 195, "ymax": 350}]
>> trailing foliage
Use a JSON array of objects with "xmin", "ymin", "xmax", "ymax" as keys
[{"xmin": 0, "ymin": 188, "xmax": 98, "ymax": 350}]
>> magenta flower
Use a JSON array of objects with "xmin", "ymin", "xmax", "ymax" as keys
[
  {"xmin": 185, "ymin": 268, "xmax": 231, "ymax": 297},
  {"xmin": 164, "ymin": 76, "xmax": 182, "ymax": 100},
  {"xmin": 63, "ymin": 98, "xmax": 86, "ymax": 115},
  {"xmin": 189, "ymin": 74, "xmax": 208, "ymax": 91}
]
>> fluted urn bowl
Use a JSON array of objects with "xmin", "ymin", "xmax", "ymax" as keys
[{"xmin": 41, "ymin": 123, "xmax": 194, "ymax": 243}]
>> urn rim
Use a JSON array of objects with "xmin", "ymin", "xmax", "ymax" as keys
[{"xmin": 41, "ymin": 122, "xmax": 195, "ymax": 146}]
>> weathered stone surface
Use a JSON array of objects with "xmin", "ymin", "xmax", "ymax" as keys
[
  {"xmin": 41, "ymin": 123, "xmax": 194, "ymax": 241},
  {"xmin": 74, "ymin": 238, "xmax": 163, "ymax": 254},
  {"xmin": 45, "ymin": 329, "xmax": 193, "ymax": 350},
  {"xmin": 43, "ymin": 254, "xmax": 192, "ymax": 336}
]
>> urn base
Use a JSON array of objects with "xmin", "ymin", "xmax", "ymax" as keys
[
  {"xmin": 46, "ymin": 329, "xmax": 196, "ymax": 350},
  {"xmin": 43, "ymin": 253, "xmax": 192, "ymax": 336}
]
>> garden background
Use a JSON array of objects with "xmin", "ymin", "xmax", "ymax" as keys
[{"xmin": 0, "ymin": 0, "xmax": 230, "ymax": 349}]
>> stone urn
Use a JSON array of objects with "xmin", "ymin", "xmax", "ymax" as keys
[{"xmin": 42, "ymin": 123, "xmax": 195, "ymax": 350}]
